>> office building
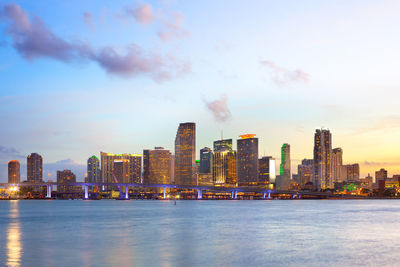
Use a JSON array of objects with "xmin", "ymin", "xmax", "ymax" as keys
[
  {"xmin": 258, "ymin": 156, "xmax": 276, "ymax": 185},
  {"xmin": 87, "ymin": 155, "xmax": 101, "ymax": 183},
  {"xmin": 213, "ymin": 139, "xmax": 233, "ymax": 151},
  {"xmin": 100, "ymin": 152, "xmax": 142, "ymax": 184},
  {"xmin": 298, "ymin": 159, "xmax": 313, "ymax": 186},
  {"xmin": 278, "ymin": 143, "xmax": 291, "ymax": 190},
  {"xmin": 8, "ymin": 160, "xmax": 20, "ymax": 184},
  {"xmin": 27, "ymin": 153, "xmax": 43, "ymax": 183},
  {"xmin": 343, "ymin": 163, "xmax": 360, "ymax": 181},
  {"xmin": 237, "ymin": 134, "xmax": 259, "ymax": 185},
  {"xmin": 313, "ymin": 129, "xmax": 332, "ymax": 190},
  {"xmin": 174, "ymin": 122, "xmax": 196, "ymax": 185},
  {"xmin": 200, "ymin": 147, "xmax": 212, "ymax": 174},
  {"xmin": 212, "ymin": 149, "xmax": 237, "ymax": 186},
  {"xmin": 143, "ymin": 147, "xmax": 172, "ymax": 184},
  {"xmin": 375, "ymin": 168, "xmax": 388, "ymax": 183}
]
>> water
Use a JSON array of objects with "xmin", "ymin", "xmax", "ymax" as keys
[{"xmin": 1, "ymin": 199, "xmax": 400, "ymax": 266}]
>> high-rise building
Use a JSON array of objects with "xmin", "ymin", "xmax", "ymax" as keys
[
  {"xmin": 258, "ymin": 156, "xmax": 276, "ymax": 185},
  {"xmin": 143, "ymin": 147, "xmax": 172, "ymax": 184},
  {"xmin": 331, "ymin": 148, "xmax": 343, "ymax": 183},
  {"xmin": 200, "ymin": 147, "xmax": 212, "ymax": 174},
  {"xmin": 313, "ymin": 129, "xmax": 332, "ymax": 190},
  {"xmin": 237, "ymin": 134, "xmax": 259, "ymax": 186},
  {"xmin": 87, "ymin": 155, "xmax": 101, "ymax": 183},
  {"xmin": 100, "ymin": 152, "xmax": 142, "ymax": 184},
  {"xmin": 113, "ymin": 159, "xmax": 130, "ymax": 183},
  {"xmin": 57, "ymin": 170, "xmax": 76, "ymax": 193},
  {"xmin": 27, "ymin": 153, "xmax": 43, "ymax": 183},
  {"xmin": 174, "ymin": 122, "xmax": 196, "ymax": 185},
  {"xmin": 343, "ymin": 163, "xmax": 360, "ymax": 181},
  {"xmin": 212, "ymin": 150, "xmax": 237, "ymax": 186},
  {"xmin": 375, "ymin": 168, "xmax": 388, "ymax": 183},
  {"xmin": 8, "ymin": 160, "xmax": 20, "ymax": 184},
  {"xmin": 213, "ymin": 139, "xmax": 233, "ymax": 151},
  {"xmin": 298, "ymin": 159, "xmax": 313, "ymax": 186},
  {"xmin": 278, "ymin": 143, "xmax": 291, "ymax": 190}
]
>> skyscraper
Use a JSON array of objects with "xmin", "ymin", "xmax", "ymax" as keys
[
  {"xmin": 343, "ymin": 163, "xmax": 360, "ymax": 181},
  {"xmin": 57, "ymin": 170, "xmax": 76, "ymax": 193},
  {"xmin": 87, "ymin": 155, "xmax": 101, "ymax": 183},
  {"xmin": 298, "ymin": 159, "xmax": 313, "ymax": 186},
  {"xmin": 258, "ymin": 156, "xmax": 276, "ymax": 185},
  {"xmin": 237, "ymin": 134, "xmax": 259, "ymax": 186},
  {"xmin": 174, "ymin": 122, "xmax": 196, "ymax": 185},
  {"xmin": 100, "ymin": 152, "xmax": 142, "ymax": 184},
  {"xmin": 280, "ymin": 144, "xmax": 291, "ymax": 178},
  {"xmin": 313, "ymin": 129, "xmax": 332, "ymax": 190},
  {"xmin": 143, "ymin": 147, "xmax": 172, "ymax": 184},
  {"xmin": 212, "ymin": 149, "xmax": 237, "ymax": 186},
  {"xmin": 375, "ymin": 168, "xmax": 388, "ymax": 183},
  {"xmin": 8, "ymin": 160, "xmax": 20, "ymax": 184},
  {"xmin": 200, "ymin": 147, "xmax": 212, "ymax": 174},
  {"xmin": 331, "ymin": 148, "xmax": 343, "ymax": 183},
  {"xmin": 27, "ymin": 153, "xmax": 43, "ymax": 183},
  {"xmin": 213, "ymin": 139, "xmax": 233, "ymax": 151},
  {"xmin": 113, "ymin": 159, "xmax": 130, "ymax": 183}
]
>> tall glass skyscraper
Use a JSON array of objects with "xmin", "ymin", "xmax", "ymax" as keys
[
  {"xmin": 258, "ymin": 156, "xmax": 275, "ymax": 185},
  {"xmin": 174, "ymin": 122, "xmax": 196, "ymax": 185},
  {"xmin": 143, "ymin": 147, "xmax": 172, "ymax": 184},
  {"xmin": 87, "ymin": 155, "xmax": 101, "ymax": 183},
  {"xmin": 237, "ymin": 134, "xmax": 258, "ymax": 186},
  {"xmin": 278, "ymin": 143, "xmax": 291, "ymax": 190},
  {"xmin": 212, "ymin": 141, "xmax": 237, "ymax": 186},
  {"xmin": 27, "ymin": 153, "xmax": 43, "ymax": 183},
  {"xmin": 313, "ymin": 129, "xmax": 332, "ymax": 190},
  {"xmin": 200, "ymin": 147, "xmax": 212, "ymax": 174},
  {"xmin": 8, "ymin": 160, "xmax": 20, "ymax": 184}
]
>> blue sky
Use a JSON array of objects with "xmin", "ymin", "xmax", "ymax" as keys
[{"xmin": 1, "ymin": 0, "xmax": 400, "ymax": 181}]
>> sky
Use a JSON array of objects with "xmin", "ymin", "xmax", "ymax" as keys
[{"xmin": 1, "ymin": 0, "xmax": 400, "ymax": 182}]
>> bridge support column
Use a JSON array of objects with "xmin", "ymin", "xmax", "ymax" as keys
[
  {"xmin": 197, "ymin": 189, "xmax": 202, "ymax": 199},
  {"xmin": 231, "ymin": 191, "xmax": 235, "ymax": 199},
  {"xmin": 298, "ymin": 194, "xmax": 302, "ymax": 199},
  {"xmin": 46, "ymin": 185, "xmax": 52, "ymax": 198},
  {"xmin": 292, "ymin": 194, "xmax": 296, "ymax": 199},
  {"xmin": 262, "ymin": 192, "xmax": 266, "ymax": 199},
  {"xmin": 125, "ymin": 185, "xmax": 129, "ymax": 200},
  {"xmin": 234, "ymin": 190, "xmax": 238, "ymax": 199},
  {"xmin": 267, "ymin": 192, "xmax": 271, "ymax": 199},
  {"xmin": 163, "ymin": 187, "xmax": 166, "ymax": 199},
  {"xmin": 84, "ymin": 185, "xmax": 89, "ymax": 200}
]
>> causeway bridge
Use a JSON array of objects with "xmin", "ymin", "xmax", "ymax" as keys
[{"xmin": 0, "ymin": 182, "xmax": 345, "ymax": 199}]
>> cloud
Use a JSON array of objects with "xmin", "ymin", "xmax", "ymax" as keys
[
  {"xmin": 203, "ymin": 94, "xmax": 232, "ymax": 122},
  {"xmin": 127, "ymin": 4, "xmax": 155, "ymax": 25},
  {"xmin": 0, "ymin": 4, "xmax": 91, "ymax": 61},
  {"xmin": 260, "ymin": 60, "xmax": 310, "ymax": 86},
  {"xmin": 83, "ymin": 11, "xmax": 95, "ymax": 30},
  {"xmin": 0, "ymin": 145, "xmax": 24, "ymax": 159},
  {"xmin": 158, "ymin": 11, "xmax": 189, "ymax": 42},
  {"xmin": 0, "ymin": 4, "xmax": 189, "ymax": 82},
  {"xmin": 351, "ymin": 115, "xmax": 400, "ymax": 135}
]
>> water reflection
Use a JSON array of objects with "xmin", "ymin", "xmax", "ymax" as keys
[{"xmin": 7, "ymin": 200, "xmax": 22, "ymax": 267}]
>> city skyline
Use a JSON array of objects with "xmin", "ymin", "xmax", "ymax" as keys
[{"xmin": 1, "ymin": 1, "xmax": 400, "ymax": 181}]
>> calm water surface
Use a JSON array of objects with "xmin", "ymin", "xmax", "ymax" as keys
[{"xmin": 1, "ymin": 199, "xmax": 400, "ymax": 266}]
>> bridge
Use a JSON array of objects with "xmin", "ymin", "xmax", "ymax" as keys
[{"xmin": 0, "ymin": 182, "xmax": 342, "ymax": 200}]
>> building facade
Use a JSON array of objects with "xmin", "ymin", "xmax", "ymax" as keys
[
  {"xmin": 200, "ymin": 147, "xmax": 212, "ymax": 174},
  {"xmin": 100, "ymin": 152, "xmax": 142, "ymax": 184},
  {"xmin": 213, "ymin": 139, "xmax": 233, "ymax": 151},
  {"xmin": 212, "ymin": 150, "xmax": 237, "ymax": 186},
  {"xmin": 278, "ymin": 143, "xmax": 291, "ymax": 190},
  {"xmin": 8, "ymin": 160, "xmax": 20, "ymax": 184},
  {"xmin": 57, "ymin": 170, "xmax": 77, "ymax": 193},
  {"xmin": 375, "ymin": 168, "xmax": 388, "ymax": 183},
  {"xmin": 237, "ymin": 134, "xmax": 259, "ymax": 185},
  {"xmin": 174, "ymin": 122, "xmax": 196, "ymax": 185},
  {"xmin": 27, "ymin": 153, "xmax": 43, "ymax": 183},
  {"xmin": 143, "ymin": 147, "xmax": 172, "ymax": 184},
  {"xmin": 331, "ymin": 148, "xmax": 343, "ymax": 183},
  {"xmin": 313, "ymin": 129, "xmax": 332, "ymax": 190},
  {"xmin": 258, "ymin": 156, "xmax": 276, "ymax": 185},
  {"xmin": 298, "ymin": 159, "xmax": 313, "ymax": 187},
  {"xmin": 87, "ymin": 155, "xmax": 101, "ymax": 183},
  {"xmin": 343, "ymin": 163, "xmax": 360, "ymax": 182}
]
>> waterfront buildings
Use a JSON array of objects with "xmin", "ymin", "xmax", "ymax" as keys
[
  {"xmin": 298, "ymin": 159, "xmax": 313, "ymax": 187},
  {"xmin": 57, "ymin": 170, "xmax": 76, "ymax": 193},
  {"xmin": 100, "ymin": 152, "xmax": 142, "ymax": 184},
  {"xmin": 87, "ymin": 155, "xmax": 101, "ymax": 183},
  {"xmin": 8, "ymin": 160, "xmax": 20, "ymax": 184},
  {"xmin": 313, "ymin": 129, "xmax": 332, "ymax": 190},
  {"xmin": 258, "ymin": 156, "xmax": 276, "ymax": 185},
  {"xmin": 278, "ymin": 143, "xmax": 291, "ymax": 190},
  {"xmin": 237, "ymin": 134, "xmax": 259, "ymax": 186},
  {"xmin": 143, "ymin": 147, "xmax": 172, "ymax": 184},
  {"xmin": 343, "ymin": 163, "xmax": 360, "ymax": 182},
  {"xmin": 212, "ymin": 147, "xmax": 237, "ymax": 186},
  {"xmin": 27, "ymin": 153, "xmax": 43, "ymax": 183},
  {"xmin": 174, "ymin": 122, "xmax": 196, "ymax": 185},
  {"xmin": 200, "ymin": 147, "xmax": 212, "ymax": 174},
  {"xmin": 375, "ymin": 168, "xmax": 388, "ymax": 183},
  {"xmin": 331, "ymin": 148, "xmax": 343, "ymax": 183}
]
